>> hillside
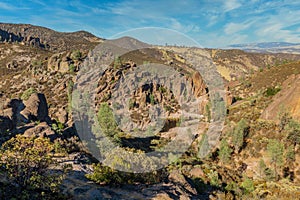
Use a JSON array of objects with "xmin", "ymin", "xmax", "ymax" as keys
[
  {"xmin": 0, "ymin": 23, "xmax": 102, "ymax": 52},
  {"xmin": 0, "ymin": 23, "xmax": 300, "ymax": 200}
]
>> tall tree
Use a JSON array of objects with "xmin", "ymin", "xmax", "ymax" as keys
[
  {"xmin": 98, "ymin": 102, "xmax": 119, "ymax": 142},
  {"xmin": 219, "ymin": 138, "xmax": 232, "ymax": 164},
  {"xmin": 286, "ymin": 119, "xmax": 300, "ymax": 147},
  {"xmin": 267, "ymin": 139, "xmax": 284, "ymax": 180},
  {"xmin": 232, "ymin": 119, "xmax": 248, "ymax": 153}
]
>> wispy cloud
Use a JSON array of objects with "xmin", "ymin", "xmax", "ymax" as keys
[
  {"xmin": 0, "ymin": 2, "xmax": 14, "ymax": 10},
  {"xmin": 29, "ymin": 0, "xmax": 47, "ymax": 6},
  {"xmin": 223, "ymin": 0, "xmax": 242, "ymax": 12},
  {"xmin": 0, "ymin": 2, "xmax": 29, "ymax": 10},
  {"xmin": 224, "ymin": 22, "xmax": 248, "ymax": 35},
  {"xmin": 1, "ymin": 0, "xmax": 300, "ymax": 47}
]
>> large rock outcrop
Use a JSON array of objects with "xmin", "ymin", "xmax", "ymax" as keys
[
  {"xmin": 190, "ymin": 71, "xmax": 207, "ymax": 98},
  {"xmin": 261, "ymin": 74, "xmax": 300, "ymax": 121},
  {"xmin": 23, "ymin": 122, "xmax": 56, "ymax": 139},
  {"xmin": 20, "ymin": 93, "xmax": 50, "ymax": 123}
]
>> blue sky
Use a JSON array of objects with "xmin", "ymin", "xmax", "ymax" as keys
[{"xmin": 0, "ymin": 0, "xmax": 300, "ymax": 47}]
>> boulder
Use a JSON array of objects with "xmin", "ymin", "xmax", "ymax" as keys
[
  {"xmin": 23, "ymin": 122, "xmax": 56, "ymax": 140},
  {"xmin": 20, "ymin": 93, "xmax": 50, "ymax": 123},
  {"xmin": 47, "ymin": 52, "xmax": 63, "ymax": 71},
  {"xmin": 56, "ymin": 108, "xmax": 68, "ymax": 124},
  {"xmin": 191, "ymin": 71, "xmax": 207, "ymax": 98},
  {"xmin": 47, "ymin": 51, "xmax": 75, "ymax": 73},
  {"xmin": 168, "ymin": 170, "xmax": 198, "ymax": 197},
  {"xmin": 189, "ymin": 166, "xmax": 205, "ymax": 178}
]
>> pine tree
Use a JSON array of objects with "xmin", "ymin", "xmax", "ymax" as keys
[
  {"xmin": 232, "ymin": 119, "xmax": 248, "ymax": 153},
  {"xmin": 267, "ymin": 139, "xmax": 284, "ymax": 180},
  {"xmin": 219, "ymin": 138, "xmax": 232, "ymax": 163},
  {"xmin": 98, "ymin": 102, "xmax": 119, "ymax": 142},
  {"xmin": 286, "ymin": 119, "xmax": 300, "ymax": 147},
  {"xmin": 258, "ymin": 159, "xmax": 266, "ymax": 178}
]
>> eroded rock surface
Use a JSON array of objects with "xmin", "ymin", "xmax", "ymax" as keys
[{"xmin": 261, "ymin": 74, "xmax": 300, "ymax": 121}]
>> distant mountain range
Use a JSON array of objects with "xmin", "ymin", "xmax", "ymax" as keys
[{"xmin": 226, "ymin": 42, "xmax": 300, "ymax": 54}]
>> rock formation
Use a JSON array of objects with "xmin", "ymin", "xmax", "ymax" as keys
[{"xmin": 261, "ymin": 74, "xmax": 300, "ymax": 121}]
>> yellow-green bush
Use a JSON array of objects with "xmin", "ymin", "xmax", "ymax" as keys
[
  {"xmin": 20, "ymin": 87, "xmax": 36, "ymax": 101},
  {"xmin": 0, "ymin": 135, "xmax": 66, "ymax": 193},
  {"xmin": 86, "ymin": 162, "xmax": 164, "ymax": 185}
]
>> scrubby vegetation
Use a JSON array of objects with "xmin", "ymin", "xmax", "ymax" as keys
[
  {"xmin": 21, "ymin": 87, "xmax": 36, "ymax": 100},
  {"xmin": 86, "ymin": 163, "xmax": 164, "ymax": 185},
  {"xmin": 0, "ymin": 135, "xmax": 70, "ymax": 199}
]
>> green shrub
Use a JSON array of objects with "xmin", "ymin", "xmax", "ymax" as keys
[
  {"xmin": 69, "ymin": 64, "xmax": 75, "ymax": 73},
  {"xmin": 86, "ymin": 163, "xmax": 163, "ymax": 185},
  {"xmin": 241, "ymin": 176, "xmax": 255, "ymax": 194},
  {"xmin": 143, "ymin": 61, "xmax": 150, "ymax": 65},
  {"xmin": 205, "ymin": 103, "xmax": 211, "ymax": 122},
  {"xmin": 21, "ymin": 88, "xmax": 36, "ymax": 101},
  {"xmin": 232, "ymin": 119, "xmax": 248, "ymax": 153},
  {"xmin": 0, "ymin": 135, "xmax": 67, "ymax": 193},
  {"xmin": 158, "ymin": 86, "xmax": 167, "ymax": 93},
  {"xmin": 113, "ymin": 56, "xmax": 122, "ymax": 69},
  {"xmin": 285, "ymin": 146, "xmax": 295, "ymax": 162},
  {"xmin": 286, "ymin": 119, "xmax": 300, "ymax": 146},
  {"xmin": 264, "ymin": 87, "xmax": 281, "ymax": 97},
  {"xmin": 149, "ymin": 93, "xmax": 155, "ymax": 105},
  {"xmin": 67, "ymin": 80, "xmax": 74, "ymax": 113},
  {"xmin": 264, "ymin": 168, "xmax": 276, "ymax": 181},
  {"xmin": 225, "ymin": 181, "xmax": 240, "ymax": 193},
  {"xmin": 207, "ymin": 170, "xmax": 220, "ymax": 187},
  {"xmin": 258, "ymin": 159, "xmax": 267, "ymax": 178},
  {"xmin": 32, "ymin": 60, "xmax": 42, "ymax": 67},
  {"xmin": 234, "ymin": 96, "xmax": 243, "ymax": 101},
  {"xmin": 267, "ymin": 139, "xmax": 284, "ymax": 180},
  {"xmin": 278, "ymin": 110, "xmax": 292, "ymax": 132},
  {"xmin": 51, "ymin": 120, "xmax": 65, "ymax": 135},
  {"xmin": 98, "ymin": 102, "xmax": 120, "ymax": 143},
  {"xmin": 218, "ymin": 139, "xmax": 232, "ymax": 163},
  {"xmin": 71, "ymin": 50, "xmax": 82, "ymax": 60},
  {"xmin": 128, "ymin": 99, "xmax": 135, "ymax": 110}
]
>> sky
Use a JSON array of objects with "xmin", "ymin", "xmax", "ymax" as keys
[{"xmin": 0, "ymin": 0, "xmax": 300, "ymax": 48}]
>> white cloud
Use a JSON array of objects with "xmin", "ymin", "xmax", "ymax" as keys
[
  {"xmin": 223, "ymin": 0, "xmax": 242, "ymax": 12},
  {"xmin": 224, "ymin": 22, "xmax": 250, "ymax": 35},
  {"xmin": 0, "ymin": 2, "xmax": 28, "ymax": 10},
  {"xmin": 253, "ymin": 8, "xmax": 300, "ymax": 43},
  {"xmin": 29, "ymin": 0, "xmax": 47, "ymax": 6},
  {"xmin": 0, "ymin": 2, "xmax": 14, "ymax": 10},
  {"xmin": 169, "ymin": 18, "xmax": 200, "ymax": 33},
  {"xmin": 205, "ymin": 13, "xmax": 220, "ymax": 27}
]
